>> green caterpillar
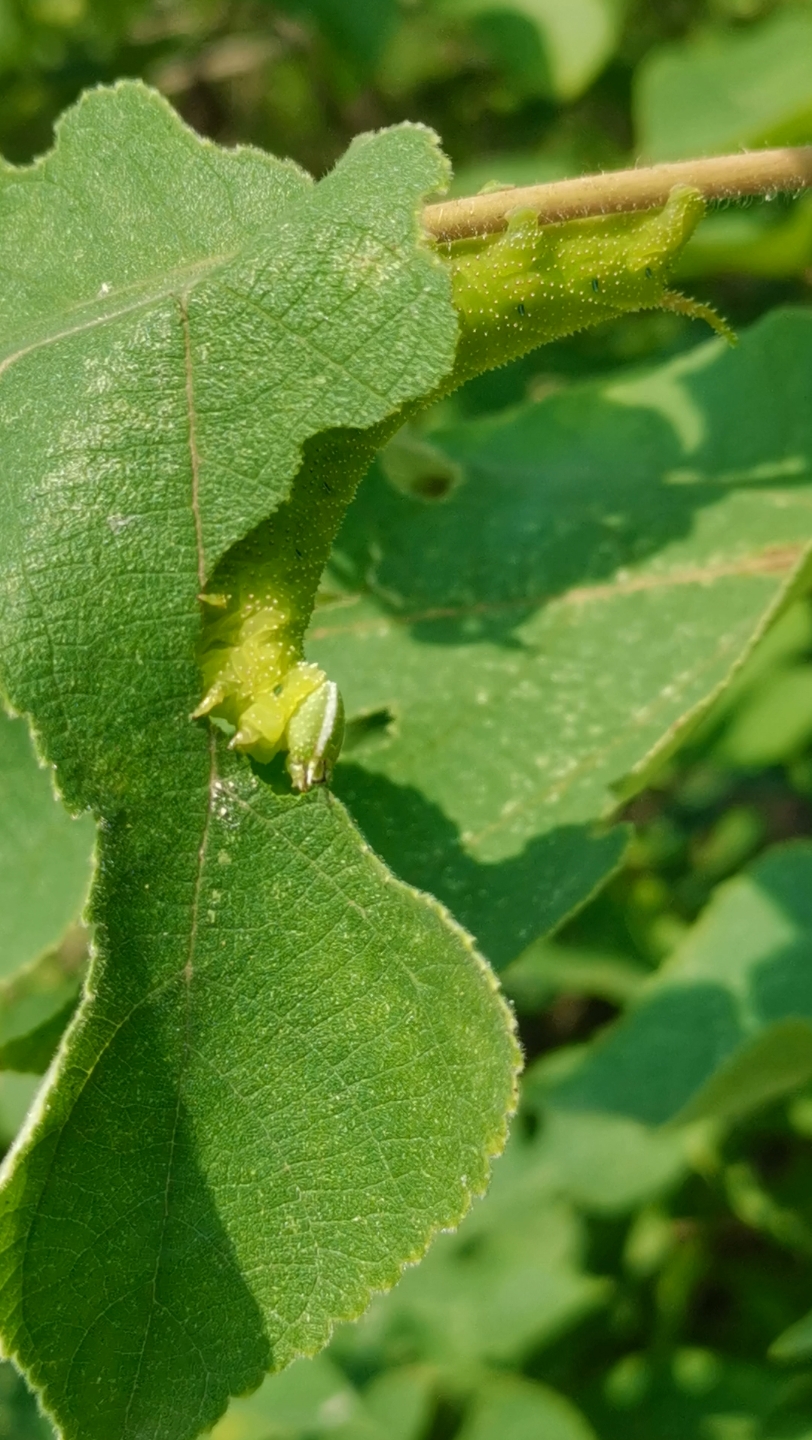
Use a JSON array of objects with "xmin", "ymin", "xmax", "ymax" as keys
[
  {"xmin": 443, "ymin": 185, "xmax": 732, "ymax": 386},
  {"xmin": 193, "ymin": 428, "xmax": 359, "ymax": 784},
  {"xmin": 195, "ymin": 185, "xmax": 729, "ymax": 789}
]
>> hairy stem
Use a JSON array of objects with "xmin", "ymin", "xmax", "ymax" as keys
[{"xmin": 423, "ymin": 146, "xmax": 812, "ymax": 242}]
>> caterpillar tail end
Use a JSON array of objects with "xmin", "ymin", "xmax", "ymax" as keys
[{"xmin": 660, "ymin": 289, "xmax": 737, "ymax": 346}]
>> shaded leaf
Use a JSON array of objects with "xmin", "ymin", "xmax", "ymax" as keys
[
  {"xmin": 443, "ymin": 0, "xmax": 625, "ymax": 101},
  {"xmin": 315, "ymin": 310, "xmax": 812, "ymax": 966},
  {"xmin": 771, "ymin": 1307, "xmax": 812, "ymax": 1364},
  {"xmin": 279, "ymin": 0, "xmax": 398, "ymax": 76},
  {"xmin": 0, "ymin": 924, "xmax": 87, "ymax": 1073},
  {"xmin": 589, "ymin": 1351, "xmax": 786, "ymax": 1440},
  {"xmin": 548, "ymin": 841, "xmax": 812, "ymax": 1127},
  {"xmin": 502, "ymin": 938, "xmax": 648, "ymax": 1010}
]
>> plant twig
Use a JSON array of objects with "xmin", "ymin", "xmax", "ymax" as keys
[{"xmin": 423, "ymin": 146, "xmax": 812, "ymax": 242}]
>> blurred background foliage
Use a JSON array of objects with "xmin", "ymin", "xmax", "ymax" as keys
[{"xmin": 5, "ymin": 0, "xmax": 812, "ymax": 1437}]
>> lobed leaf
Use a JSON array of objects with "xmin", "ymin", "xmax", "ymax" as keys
[{"xmin": 0, "ymin": 83, "xmax": 517, "ymax": 1440}]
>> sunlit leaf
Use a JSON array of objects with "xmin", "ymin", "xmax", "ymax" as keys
[{"xmin": 0, "ymin": 83, "xmax": 517, "ymax": 1440}]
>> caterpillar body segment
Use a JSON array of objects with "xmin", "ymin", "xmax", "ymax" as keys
[
  {"xmin": 443, "ymin": 185, "xmax": 732, "ymax": 388},
  {"xmin": 193, "ymin": 425, "xmax": 386, "ymax": 790},
  {"xmin": 194, "ymin": 186, "xmax": 731, "ymax": 790}
]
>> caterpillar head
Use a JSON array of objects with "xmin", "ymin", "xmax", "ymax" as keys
[{"xmin": 286, "ymin": 680, "xmax": 345, "ymax": 792}]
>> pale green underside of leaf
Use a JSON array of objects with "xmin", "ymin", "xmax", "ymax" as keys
[
  {"xmin": 0, "ymin": 710, "xmax": 93, "ymax": 981},
  {"xmin": 0, "ymin": 83, "xmax": 518, "ymax": 1440},
  {"xmin": 310, "ymin": 309, "xmax": 812, "ymax": 967}
]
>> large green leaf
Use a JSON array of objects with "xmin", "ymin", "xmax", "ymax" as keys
[
  {"xmin": 313, "ymin": 309, "xmax": 812, "ymax": 968},
  {"xmin": 546, "ymin": 841, "xmax": 812, "ymax": 1128},
  {"xmin": 635, "ymin": 8, "xmax": 812, "ymax": 161},
  {"xmin": 0, "ymin": 83, "xmax": 517, "ymax": 1440}
]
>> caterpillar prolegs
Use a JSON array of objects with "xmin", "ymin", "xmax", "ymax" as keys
[{"xmin": 194, "ymin": 184, "xmax": 728, "ymax": 789}]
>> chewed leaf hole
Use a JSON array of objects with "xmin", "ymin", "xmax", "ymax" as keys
[
  {"xmin": 380, "ymin": 425, "xmax": 465, "ymax": 503},
  {"xmin": 341, "ymin": 708, "xmax": 395, "ymax": 754},
  {"xmin": 412, "ymin": 470, "xmax": 458, "ymax": 499}
]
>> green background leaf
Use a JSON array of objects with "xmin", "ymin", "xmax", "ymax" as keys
[
  {"xmin": 547, "ymin": 840, "xmax": 812, "ymax": 1126},
  {"xmin": 0, "ymin": 710, "xmax": 92, "ymax": 979},
  {"xmin": 456, "ymin": 1375, "xmax": 597, "ymax": 1440},
  {"xmin": 635, "ymin": 7, "xmax": 812, "ymax": 161},
  {"xmin": 442, "ymin": 0, "xmax": 624, "ymax": 102},
  {"xmin": 313, "ymin": 308, "xmax": 812, "ymax": 968}
]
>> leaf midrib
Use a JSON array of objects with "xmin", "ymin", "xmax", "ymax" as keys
[
  {"xmin": 119, "ymin": 318, "xmax": 218, "ymax": 1434},
  {"xmin": 0, "ymin": 251, "xmax": 232, "ymax": 377}
]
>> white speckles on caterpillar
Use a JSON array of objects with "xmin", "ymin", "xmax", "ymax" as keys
[{"xmin": 443, "ymin": 186, "xmax": 734, "ymax": 388}]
